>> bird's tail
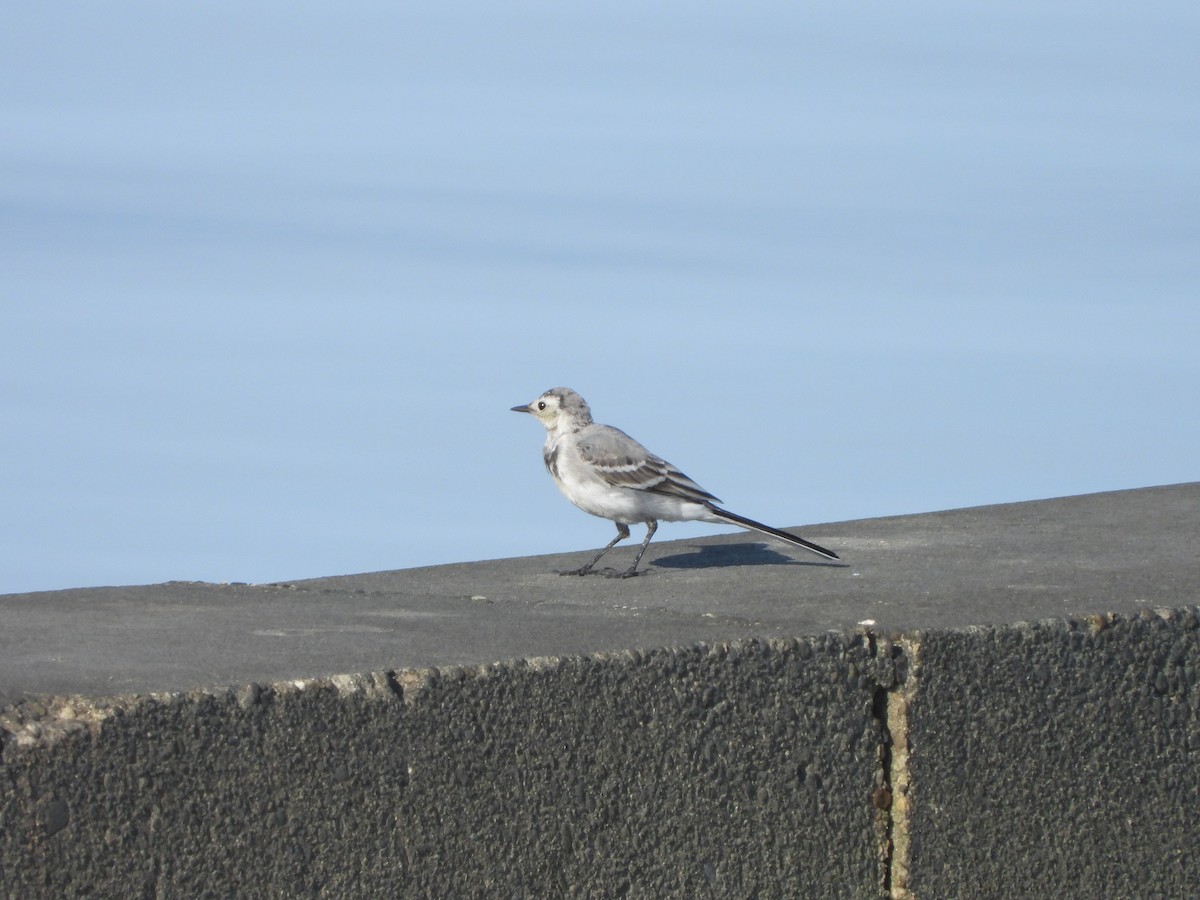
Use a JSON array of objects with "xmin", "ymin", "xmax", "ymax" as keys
[{"xmin": 707, "ymin": 506, "xmax": 840, "ymax": 560}]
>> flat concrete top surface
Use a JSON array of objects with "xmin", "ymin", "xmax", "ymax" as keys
[{"xmin": 2, "ymin": 483, "xmax": 1197, "ymax": 701}]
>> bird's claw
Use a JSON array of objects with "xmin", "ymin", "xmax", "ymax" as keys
[
  {"xmin": 554, "ymin": 566, "xmax": 644, "ymax": 578},
  {"xmin": 604, "ymin": 568, "xmax": 642, "ymax": 579}
]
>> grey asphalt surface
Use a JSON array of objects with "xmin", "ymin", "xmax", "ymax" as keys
[{"xmin": 2, "ymin": 483, "xmax": 1196, "ymax": 700}]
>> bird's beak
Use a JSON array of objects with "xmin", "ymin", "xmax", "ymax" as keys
[{"xmin": 510, "ymin": 403, "xmax": 532, "ymax": 413}]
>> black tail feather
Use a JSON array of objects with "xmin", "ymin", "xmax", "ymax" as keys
[{"xmin": 708, "ymin": 507, "xmax": 840, "ymax": 560}]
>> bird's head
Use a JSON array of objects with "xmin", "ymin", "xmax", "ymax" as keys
[{"xmin": 510, "ymin": 387, "xmax": 593, "ymax": 433}]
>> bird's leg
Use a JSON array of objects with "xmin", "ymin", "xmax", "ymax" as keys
[
  {"xmin": 612, "ymin": 520, "xmax": 657, "ymax": 578},
  {"xmin": 560, "ymin": 523, "xmax": 631, "ymax": 576}
]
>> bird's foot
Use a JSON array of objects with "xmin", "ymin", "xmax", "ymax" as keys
[
  {"xmin": 604, "ymin": 567, "xmax": 643, "ymax": 579},
  {"xmin": 556, "ymin": 565, "xmax": 646, "ymax": 578}
]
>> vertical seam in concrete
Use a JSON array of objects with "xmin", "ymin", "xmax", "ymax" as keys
[
  {"xmin": 886, "ymin": 635, "xmax": 919, "ymax": 900},
  {"xmin": 867, "ymin": 631, "xmax": 919, "ymax": 899},
  {"xmin": 871, "ymin": 678, "xmax": 893, "ymax": 898}
]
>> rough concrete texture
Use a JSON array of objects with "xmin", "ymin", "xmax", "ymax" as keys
[
  {"xmin": 1, "ymin": 636, "xmax": 894, "ymax": 898},
  {"xmin": 2, "ymin": 483, "xmax": 1199, "ymax": 897},
  {"xmin": 904, "ymin": 607, "xmax": 1200, "ymax": 899}
]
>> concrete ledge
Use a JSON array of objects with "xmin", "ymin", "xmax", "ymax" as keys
[{"xmin": 2, "ymin": 484, "xmax": 1198, "ymax": 896}]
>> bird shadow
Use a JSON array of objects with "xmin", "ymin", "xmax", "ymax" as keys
[{"xmin": 651, "ymin": 542, "xmax": 848, "ymax": 570}]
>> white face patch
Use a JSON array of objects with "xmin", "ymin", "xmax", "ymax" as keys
[{"xmin": 532, "ymin": 396, "xmax": 559, "ymax": 425}]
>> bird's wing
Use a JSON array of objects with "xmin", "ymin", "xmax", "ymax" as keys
[{"xmin": 575, "ymin": 425, "xmax": 721, "ymax": 504}]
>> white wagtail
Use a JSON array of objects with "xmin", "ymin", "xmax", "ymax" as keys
[{"xmin": 512, "ymin": 387, "xmax": 839, "ymax": 577}]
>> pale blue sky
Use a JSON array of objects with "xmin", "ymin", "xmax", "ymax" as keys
[{"xmin": 3, "ymin": 2, "xmax": 1198, "ymax": 593}]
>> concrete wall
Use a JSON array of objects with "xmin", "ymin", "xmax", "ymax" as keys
[
  {"xmin": 3, "ymin": 637, "xmax": 892, "ymax": 898},
  {"xmin": 903, "ymin": 607, "xmax": 1200, "ymax": 898},
  {"xmin": 4, "ymin": 610, "xmax": 1198, "ymax": 898}
]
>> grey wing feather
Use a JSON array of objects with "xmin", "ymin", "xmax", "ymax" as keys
[{"xmin": 576, "ymin": 425, "xmax": 721, "ymax": 504}]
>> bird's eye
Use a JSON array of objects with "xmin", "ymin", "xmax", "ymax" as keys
[{"xmin": 537, "ymin": 401, "xmax": 547, "ymax": 410}]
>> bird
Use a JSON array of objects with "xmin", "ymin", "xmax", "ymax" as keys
[{"xmin": 511, "ymin": 387, "xmax": 839, "ymax": 578}]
